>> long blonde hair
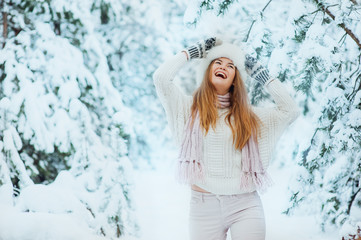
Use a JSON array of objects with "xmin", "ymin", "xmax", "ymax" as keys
[{"xmin": 191, "ymin": 59, "xmax": 261, "ymax": 150}]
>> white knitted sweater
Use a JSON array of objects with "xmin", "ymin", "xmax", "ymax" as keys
[{"xmin": 153, "ymin": 52, "xmax": 300, "ymax": 195}]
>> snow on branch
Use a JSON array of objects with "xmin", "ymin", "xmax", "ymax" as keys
[
  {"xmin": 313, "ymin": 0, "xmax": 361, "ymax": 49},
  {"xmin": 244, "ymin": 0, "xmax": 273, "ymax": 42}
]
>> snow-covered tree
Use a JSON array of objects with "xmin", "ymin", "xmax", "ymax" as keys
[
  {"xmin": 0, "ymin": 0, "xmax": 138, "ymax": 238},
  {"xmin": 279, "ymin": 1, "xmax": 361, "ymax": 236}
]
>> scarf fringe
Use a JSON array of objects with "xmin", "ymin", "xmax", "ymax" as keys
[
  {"xmin": 176, "ymin": 159, "xmax": 205, "ymax": 185},
  {"xmin": 240, "ymin": 171, "xmax": 273, "ymax": 193}
]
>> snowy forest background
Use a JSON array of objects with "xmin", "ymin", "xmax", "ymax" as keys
[{"xmin": 0, "ymin": 0, "xmax": 360, "ymax": 239}]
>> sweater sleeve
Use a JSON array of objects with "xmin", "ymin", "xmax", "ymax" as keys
[
  {"xmin": 153, "ymin": 52, "xmax": 193, "ymax": 145},
  {"xmin": 265, "ymin": 79, "xmax": 300, "ymax": 135},
  {"xmin": 254, "ymin": 78, "xmax": 300, "ymax": 169}
]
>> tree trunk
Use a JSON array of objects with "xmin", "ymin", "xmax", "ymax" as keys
[
  {"xmin": 1, "ymin": 0, "xmax": 8, "ymax": 48},
  {"xmin": 349, "ymin": 0, "xmax": 357, "ymax": 5}
]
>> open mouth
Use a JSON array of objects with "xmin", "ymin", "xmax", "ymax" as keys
[{"xmin": 215, "ymin": 71, "xmax": 227, "ymax": 79}]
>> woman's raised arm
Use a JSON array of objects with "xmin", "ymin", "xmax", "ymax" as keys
[{"xmin": 153, "ymin": 38, "xmax": 221, "ymax": 144}]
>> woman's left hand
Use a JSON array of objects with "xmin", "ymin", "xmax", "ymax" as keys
[{"xmin": 245, "ymin": 54, "xmax": 271, "ymax": 85}]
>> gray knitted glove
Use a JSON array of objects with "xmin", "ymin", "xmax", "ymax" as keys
[
  {"xmin": 184, "ymin": 37, "xmax": 221, "ymax": 60},
  {"xmin": 245, "ymin": 54, "xmax": 271, "ymax": 85}
]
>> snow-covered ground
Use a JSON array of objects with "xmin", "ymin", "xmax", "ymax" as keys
[
  {"xmin": 0, "ymin": 204, "xmax": 106, "ymax": 240},
  {"xmin": 133, "ymin": 161, "xmax": 339, "ymax": 240},
  {"xmin": 0, "ymin": 140, "xmax": 341, "ymax": 240},
  {"xmin": 0, "ymin": 160, "xmax": 340, "ymax": 240}
]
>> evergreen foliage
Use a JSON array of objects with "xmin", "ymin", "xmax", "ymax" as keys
[
  {"xmin": 0, "ymin": 0, "xmax": 139, "ymax": 237},
  {"xmin": 285, "ymin": 0, "xmax": 361, "ymax": 234},
  {"xmin": 199, "ymin": 0, "xmax": 237, "ymax": 16}
]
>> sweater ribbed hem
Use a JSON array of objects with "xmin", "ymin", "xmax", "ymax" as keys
[{"xmin": 194, "ymin": 177, "xmax": 256, "ymax": 195}]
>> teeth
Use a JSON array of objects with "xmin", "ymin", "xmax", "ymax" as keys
[{"xmin": 215, "ymin": 72, "xmax": 226, "ymax": 79}]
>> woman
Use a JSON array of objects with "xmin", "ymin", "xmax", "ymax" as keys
[{"xmin": 153, "ymin": 37, "xmax": 300, "ymax": 240}]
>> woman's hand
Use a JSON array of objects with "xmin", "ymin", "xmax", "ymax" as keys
[
  {"xmin": 245, "ymin": 54, "xmax": 272, "ymax": 85},
  {"xmin": 183, "ymin": 37, "xmax": 222, "ymax": 60}
]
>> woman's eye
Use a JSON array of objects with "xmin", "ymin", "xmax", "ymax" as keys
[{"xmin": 228, "ymin": 65, "xmax": 234, "ymax": 69}]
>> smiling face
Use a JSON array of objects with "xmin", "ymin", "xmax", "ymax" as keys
[{"xmin": 210, "ymin": 57, "xmax": 236, "ymax": 95}]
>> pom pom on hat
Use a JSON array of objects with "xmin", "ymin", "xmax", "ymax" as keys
[{"xmin": 196, "ymin": 43, "xmax": 248, "ymax": 84}]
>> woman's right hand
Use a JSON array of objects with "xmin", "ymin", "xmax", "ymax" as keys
[{"xmin": 183, "ymin": 37, "xmax": 222, "ymax": 60}]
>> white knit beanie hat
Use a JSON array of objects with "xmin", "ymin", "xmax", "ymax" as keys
[{"xmin": 196, "ymin": 43, "xmax": 248, "ymax": 84}]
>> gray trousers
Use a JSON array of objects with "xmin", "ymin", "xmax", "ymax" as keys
[{"xmin": 189, "ymin": 189, "xmax": 265, "ymax": 240}]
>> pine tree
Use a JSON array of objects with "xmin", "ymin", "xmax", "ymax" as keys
[
  {"xmin": 0, "ymin": 0, "xmax": 138, "ymax": 237},
  {"xmin": 283, "ymin": 0, "xmax": 361, "ymax": 236}
]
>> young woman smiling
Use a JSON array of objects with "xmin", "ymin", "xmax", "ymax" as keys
[{"xmin": 153, "ymin": 37, "xmax": 300, "ymax": 240}]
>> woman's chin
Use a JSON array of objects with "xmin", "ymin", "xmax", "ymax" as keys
[
  {"xmin": 212, "ymin": 80, "xmax": 231, "ymax": 92},
  {"xmin": 213, "ymin": 85, "xmax": 231, "ymax": 95}
]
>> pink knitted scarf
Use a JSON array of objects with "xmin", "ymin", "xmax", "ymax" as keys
[{"xmin": 177, "ymin": 93, "xmax": 272, "ymax": 192}]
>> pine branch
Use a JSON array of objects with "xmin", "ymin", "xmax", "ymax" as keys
[
  {"xmin": 313, "ymin": 0, "xmax": 361, "ymax": 49},
  {"xmin": 348, "ymin": 54, "xmax": 361, "ymax": 101},
  {"xmin": 1, "ymin": 0, "xmax": 8, "ymax": 48},
  {"xmin": 218, "ymin": 0, "xmax": 236, "ymax": 15},
  {"xmin": 262, "ymin": 0, "xmax": 273, "ymax": 11},
  {"xmin": 244, "ymin": 21, "xmax": 255, "ymax": 42},
  {"xmin": 244, "ymin": 0, "xmax": 273, "ymax": 42},
  {"xmin": 347, "ymin": 188, "xmax": 361, "ymax": 215}
]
